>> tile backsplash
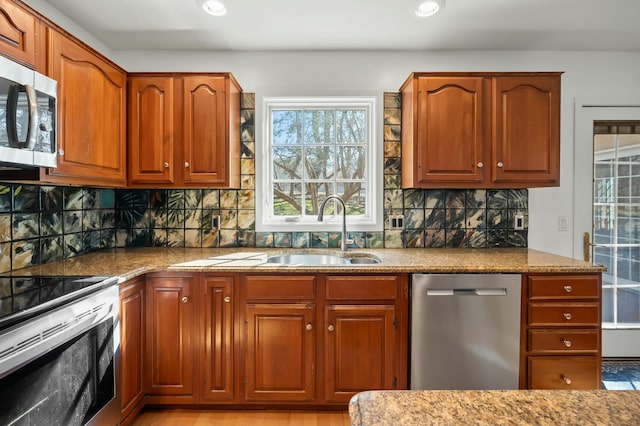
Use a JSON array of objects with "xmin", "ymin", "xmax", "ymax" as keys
[{"xmin": 0, "ymin": 93, "xmax": 527, "ymax": 273}]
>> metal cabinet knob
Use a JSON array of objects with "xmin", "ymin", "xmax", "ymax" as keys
[
  {"xmin": 562, "ymin": 375, "xmax": 572, "ymax": 385},
  {"xmin": 163, "ymin": 162, "xmax": 169, "ymax": 168},
  {"xmin": 181, "ymin": 296, "xmax": 188, "ymax": 304},
  {"xmin": 328, "ymin": 325, "xmax": 335, "ymax": 332},
  {"xmin": 59, "ymin": 149, "xmax": 65, "ymax": 156},
  {"xmin": 185, "ymin": 162, "xmax": 190, "ymax": 168},
  {"xmin": 477, "ymin": 162, "xmax": 484, "ymax": 168},
  {"xmin": 224, "ymin": 296, "xmax": 230, "ymax": 303},
  {"xmin": 563, "ymin": 339, "xmax": 572, "ymax": 348},
  {"xmin": 563, "ymin": 285, "xmax": 573, "ymax": 293},
  {"xmin": 564, "ymin": 312, "xmax": 572, "ymax": 320},
  {"xmin": 497, "ymin": 161, "xmax": 504, "ymax": 168},
  {"xmin": 306, "ymin": 323, "xmax": 313, "ymax": 331}
]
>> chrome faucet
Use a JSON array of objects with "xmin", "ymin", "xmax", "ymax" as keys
[{"xmin": 318, "ymin": 195, "xmax": 352, "ymax": 251}]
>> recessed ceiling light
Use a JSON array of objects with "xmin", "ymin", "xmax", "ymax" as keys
[
  {"xmin": 415, "ymin": 0, "xmax": 445, "ymax": 17},
  {"xmin": 198, "ymin": 0, "xmax": 227, "ymax": 16}
]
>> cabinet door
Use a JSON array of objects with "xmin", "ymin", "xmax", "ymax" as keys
[
  {"xmin": 128, "ymin": 76, "xmax": 175, "ymax": 185},
  {"xmin": 414, "ymin": 76, "xmax": 487, "ymax": 186},
  {"xmin": 491, "ymin": 75, "xmax": 560, "ymax": 185},
  {"xmin": 325, "ymin": 304, "xmax": 396, "ymax": 402},
  {"xmin": 145, "ymin": 275, "xmax": 195, "ymax": 397},
  {"xmin": 244, "ymin": 303, "xmax": 315, "ymax": 401},
  {"xmin": 182, "ymin": 76, "xmax": 229, "ymax": 185},
  {"xmin": 0, "ymin": 0, "xmax": 37, "ymax": 66},
  {"xmin": 119, "ymin": 277, "xmax": 145, "ymax": 422},
  {"xmin": 201, "ymin": 275, "xmax": 235, "ymax": 402},
  {"xmin": 43, "ymin": 29, "xmax": 127, "ymax": 186}
]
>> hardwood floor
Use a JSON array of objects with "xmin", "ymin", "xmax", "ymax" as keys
[{"xmin": 130, "ymin": 409, "xmax": 351, "ymax": 426}]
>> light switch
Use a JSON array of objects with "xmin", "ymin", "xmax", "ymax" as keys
[{"xmin": 558, "ymin": 216, "xmax": 569, "ymax": 231}]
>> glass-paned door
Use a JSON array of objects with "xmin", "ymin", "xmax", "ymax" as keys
[{"xmin": 593, "ymin": 122, "xmax": 640, "ymax": 336}]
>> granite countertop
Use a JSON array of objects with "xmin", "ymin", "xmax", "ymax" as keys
[
  {"xmin": 349, "ymin": 390, "xmax": 640, "ymax": 426},
  {"xmin": 1, "ymin": 247, "xmax": 604, "ymax": 281}
]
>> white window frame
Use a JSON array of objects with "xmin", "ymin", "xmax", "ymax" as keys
[{"xmin": 255, "ymin": 92, "xmax": 383, "ymax": 233}]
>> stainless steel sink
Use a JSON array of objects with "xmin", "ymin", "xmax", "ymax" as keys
[{"xmin": 265, "ymin": 253, "xmax": 381, "ymax": 265}]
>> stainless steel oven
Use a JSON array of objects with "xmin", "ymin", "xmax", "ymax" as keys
[
  {"xmin": 0, "ymin": 54, "xmax": 57, "ymax": 169},
  {"xmin": 0, "ymin": 276, "xmax": 120, "ymax": 425}
]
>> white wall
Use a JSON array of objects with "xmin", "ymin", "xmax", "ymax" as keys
[{"xmin": 21, "ymin": 0, "xmax": 640, "ymax": 258}]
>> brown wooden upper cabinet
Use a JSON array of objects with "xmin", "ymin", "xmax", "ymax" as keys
[
  {"xmin": 400, "ymin": 72, "xmax": 561, "ymax": 188},
  {"xmin": 128, "ymin": 73, "xmax": 241, "ymax": 188},
  {"xmin": 42, "ymin": 28, "xmax": 127, "ymax": 186},
  {"xmin": 0, "ymin": 0, "xmax": 38, "ymax": 67}
]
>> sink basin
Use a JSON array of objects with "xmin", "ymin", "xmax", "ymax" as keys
[
  {"xmin": 347, "ymin": 257, "xmax": 381, "ymax": 264},
  {"xmin": 266, "ymin": 254, "xmax": 349, "ymax": 265},
  {"xmin": 265, "ymin": 253, "xmax": 381, "ymax": 266}
]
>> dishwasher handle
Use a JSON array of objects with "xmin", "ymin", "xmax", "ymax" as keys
[{"xmin": 425, "ymin": 288, "xmax": 508, "ymax": 296}]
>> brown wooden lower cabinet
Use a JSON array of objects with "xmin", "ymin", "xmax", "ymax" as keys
[
  {"xmin": 145, "ymin": 273, "xmax": 196, "ymax": 402},
  {"xmin": 119, "ymin": 277, "xmax": 145, "ymax": 424},
  {"xmin": 324, "ymin": 304, "xmax": 396, "ymax": 402},
  {"xmin": 521, "ymin": 273, "xmax": 602, "ymax": 390},
  {"xmin": 244, "ymin": 303, "xmax": 316, "ymax": 402}
]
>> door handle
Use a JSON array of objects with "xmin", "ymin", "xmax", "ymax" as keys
[{"xmin": 583, "ymin": 232, "xmax": 595, "ymax": 262}]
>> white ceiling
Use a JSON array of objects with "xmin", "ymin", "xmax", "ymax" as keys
[{"xmin": 37, "ymin": 0, "xmax": 640, "ymax": 52}]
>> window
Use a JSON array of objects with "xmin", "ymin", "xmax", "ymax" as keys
[{"xmin": 256, "ymin": 95, "xmax": 382, "ymax": 232}]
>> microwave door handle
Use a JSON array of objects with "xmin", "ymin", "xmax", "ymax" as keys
[
  {"xmin": 6, "ymin": 84, "xmax": 22, "ymax": 148},
  {"xmin": 24, "ymin": 84, "xmax": 38, "ymax": 150}
]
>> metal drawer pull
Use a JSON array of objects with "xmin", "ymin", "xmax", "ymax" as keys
[
  {"xmin": 306, "ymin": 323, "xmax": 313, "ymax": 331},
  {"xmin": 181, "ymin": 296, "xmax": 188, "ymax": 303},
  {"xmin": 561, "ymin": 375, "xmax": 572, "ymax": 385},
  {"xmin": 564, "ymin": 312, "xmax": 572, "ymax": 320},
  {"xmin": 328, "ymin": 325, "xmax": 335, "ymax": 332},
  {"xmin": 563, "ymin": 285, "xmax": 573, "ymax": 293},
  {"xmin": 563, "ymin": 339, "xmax": 572, "ymax": 348}
]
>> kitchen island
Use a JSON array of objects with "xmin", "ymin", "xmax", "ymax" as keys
[{"xmin": 349, "ymin": 389, "xmax": 640, "ymax": 425}]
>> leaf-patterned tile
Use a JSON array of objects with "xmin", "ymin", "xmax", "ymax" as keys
[
  {"xmin": 445, "ymin": 229, "xmax": 467, "ymax": 247},
  {"xmin": 404, "ymin": 189, "xmax": 425, "ymax": 208},
  {"xmin": 185, "ymin": 229, "xmax": 201, "ymax": 247},
  {"xmin": 487, "ymin": 190, "xmax": 509, "ymax": 209},
  {"xmin": 237, "ymin": 210, "xmax": 255, "ymax": 230},
  {"xmin": 12, "ymin": 213, "xmax": 39, "ymax": 240},
  {"xmin": 274, "ymin": 232, "xmax": 292, "ymax": 248},
  {"xmin": 220, "ymin": 190, "xmax": 238, "ymax": 209},
  {"xmin": 0, "ymin": 214, "xmax": 11, "ymax": 242},
  {"xmin": 508, "ymin": 189, "xmax": 529, "ymax": 209},
  {"xmin": 64, "ymin": 187, "xmax": 83, "ymax": 211},
  {"xmin": 41, "ymin": 211, "xmax": 63, "ymax": 236},
  {"xmin": 237, "ymin": 190, "xmax": 255, "ymax": 209},
  {"xmin": 424, "ymin": 209, "xmax": 446, "ymax": 229},
  {"xmin": 219, "ymin": 230, "xmax": 239, "ymax": 247},
  {"xmin": 238, "ymin": 230, "xmax": 255, "ymax": 247},
  {"xmin": 404, "ymin": 209, "xmax": 425, "ymax": 229},
  {"xmin": 425, "ymin": 229, "xmax": 446, "ymax": 248},
  {"xmin": 404, "ymin": 229, "xmax": 424, "ymax": 248},
  {"xmin": 152, "ymin": 229, "xmax": 168, "ymax": 247},
  {"xmin": 201, "ymin": 229, "xmax": 219, "ymax": 248},
  {"xmin": 292, "ymin": 232, "xmax": 310, "ymax": 248},
  {"xmin": 13, "ymin": 185, "xmax": 40, "ymax": 212},
  {"xmin": 0, "ymin": 242, "xmax": 10, "ymax": 273},
  {"xmin": 384, "ymin": 230, "xmax": 403, "ymax": 248},
  {"xmin": 12, "ymin": 240, "xmax": 36, "ymax": 269},
  {"xmin": 256, "ymin": 232, "xmax": 274, "ymax": 248},
  {"xmin": 425, "ymin": 189, "xmax": 446, "ymax": 209},
  {"xmin": 41, "ymin": 186, "xmax": 63, "ymax": 212},
  {"xmin": 384, "ymin": 92, "xmax": 401, "ymax": 108},
  {"xmin": 365, "ymin": 232, "xmax": 384, "ymax": 248},
  {"xmin": 64, "ymin": 211, "xmax": 82, "ymax": 234},
  {"xmin": 0, "ymin": 185, "xmax": 11, "ymax": 212},
  {"xmin": 83, "ymin": 210, "xmax": 101, "ymax": 232},
  {"xmin": 310, "ymin": 233, "xmax": 328, "ymax": 248}
]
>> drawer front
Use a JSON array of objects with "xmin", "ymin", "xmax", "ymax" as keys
[
  {"xmin": 528, "ymin": 302, "xmax": 599, "ymax": 326},
  {"xmin": 528, "ymin": 275, "xmax": 600, "ymax": 300},
  {"xmin": 528, "ymin": 356, "xmax": 600, "ymax": 389},
  {"xmin": 244, "ymin": 276, "xmax": 316, "ymax": 300},
  {"xmin": 325, "ymin": 275, "xmax": 398, "ymax": 301},
  {"xmin": 528, "ymin": 329, "xmax": 599, "ymax": 353}
]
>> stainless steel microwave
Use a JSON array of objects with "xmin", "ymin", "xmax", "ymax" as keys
[{"xmin": 0, "ymin": 54, "xmax": 57, "ymax": 169}]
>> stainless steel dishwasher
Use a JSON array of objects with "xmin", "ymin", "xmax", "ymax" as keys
[{"xmin": 410, "ymin": 273, "xmax": 521, "ymax": 390}]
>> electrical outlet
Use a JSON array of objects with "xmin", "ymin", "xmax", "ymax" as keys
[
  {"xmin": 389, "ymin": 215, "xmax": 404, "ymax": 230},
  {"xmin": 211, "ymin": 215, "xmax": 220, "ymax": 230},
  {"xmin": 514, "ymin": 214, "xmax": 525, "ymax": 230}
]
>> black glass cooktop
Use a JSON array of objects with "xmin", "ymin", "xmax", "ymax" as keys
[{"xmin": 0, "ymin": 275, "xmax": 118, "ymax": 332}]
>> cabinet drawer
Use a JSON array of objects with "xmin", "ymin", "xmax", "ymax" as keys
[
  {"xmin": 528, "ymin": 302, "xmax": 599, "ymax": 326},
  {"xmin": 244, "ymin": 276, "xmax": 316, "ymax": 300},
  {"xmin": 528, "ymin": 275, "xmax": 600, "ymax": 300},
  {"xmin": 528, "ymin": 356, "xmax": 600, "ymax": 389},
  {"xmin": 325, "ymin": 276, "xmax": 398, "ymax": 300},
  {"xmin": 528, "ymin": 329, "xmax": 599, "ymax": 353}
]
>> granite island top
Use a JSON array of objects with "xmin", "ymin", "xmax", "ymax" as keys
[
  {"xmin": 2, "ymin": 247, "xmax": 604, "ymax": 281},
  {"xmin": 349, "ymin": 389, "xmax": 640, "ymax": 426}
]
